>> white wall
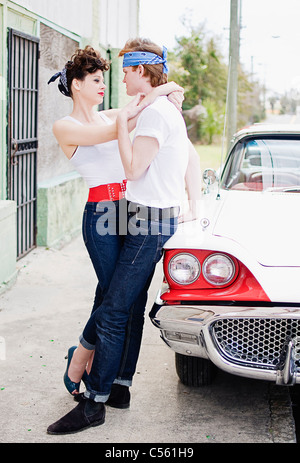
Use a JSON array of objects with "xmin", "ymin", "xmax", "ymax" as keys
[
  {"xmin": 12, "ymin": 0, "xmax": 139, "ymax": 47},
  {"xmin": 11, "ymin": 0, "xmax": 93, "ymax": 37},
  {"xmin": 99, "ymin": 0, "xmax": 139, "ymax": 47}
]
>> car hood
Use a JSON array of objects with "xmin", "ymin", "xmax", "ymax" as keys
[{"xmin": 212, "ymin": 191, "xmax": 300, "ymax": 267}]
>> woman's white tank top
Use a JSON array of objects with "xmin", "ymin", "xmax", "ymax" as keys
[{"xmin": 64, "ymin": 112, "xmax": 125, "ymax": 188}]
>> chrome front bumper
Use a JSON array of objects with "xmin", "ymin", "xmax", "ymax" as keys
[{"xmin": 150, "ymin": 294, "xmax": 300, "ymax": 386}]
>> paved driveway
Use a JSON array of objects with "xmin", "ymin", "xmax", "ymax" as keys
[{"xmin": 0, "ymin": 235, "xmax": 296, "ymax": 444}]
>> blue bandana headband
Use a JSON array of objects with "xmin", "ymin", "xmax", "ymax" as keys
[{"xmin": 122, "ymin": 46, "xmax": 169, "ymax": 74}]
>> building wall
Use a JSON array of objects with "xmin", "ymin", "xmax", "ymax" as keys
[
  {"xmin": 0, "ymin": 200, "xmax": 17, "ymax": 294},
  {"xmin": 12, "ymin": 0, "xmax": 139, "ymax": 48},
  {"xmin": 0, "ymin": 0, "xmax": 140, "ymax": 289},
  {"xmin": 38, "ymin": 23, "xmax": 79, "ymax": 182}
]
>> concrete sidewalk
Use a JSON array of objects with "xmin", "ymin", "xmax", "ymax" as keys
[{"xmin": 0, "ymin": 235, "xmax": 296, "ymax": 443}]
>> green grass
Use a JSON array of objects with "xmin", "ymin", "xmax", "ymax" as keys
[{"xmin": 194, "ymin": 143, "xmax": 224, "ymax": 171}]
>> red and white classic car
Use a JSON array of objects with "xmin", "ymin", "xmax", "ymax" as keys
[{"xmin": 150, "ymin": 124, "xmax": 300, "ymax": 387}]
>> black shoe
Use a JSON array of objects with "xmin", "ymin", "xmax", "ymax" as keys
[
  {"xmin": 73, "ymin": 392, "xmax": 85, "ymax": 402},
  {"xmin": 47, "ymin": 398, "xmax": 105, "ymax": 435},
  {"xmin": 106, "ymin": 384, "xmax": 130, "ymax": 409},
  {"xmin": 73, "ymin": 384, "xmax": 130, "ymax": 408}
]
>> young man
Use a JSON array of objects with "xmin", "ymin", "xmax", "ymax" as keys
[{"xmin": 47, "ymin": 38, "xmax": 201, "ymax": 435}]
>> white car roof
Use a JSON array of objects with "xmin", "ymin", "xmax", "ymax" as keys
[{"xmin": 232, "ymin": 124, "xmax": 300, "ymax": 143}]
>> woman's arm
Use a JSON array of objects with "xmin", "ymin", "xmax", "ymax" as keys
[
  {"xmin": 55, "ymin": 82, "xmax": 184, "ymax": 159},
  {"xmin": 142, "ymin": 81, "xmax": 184, "ymax": 112},
  {"xmin": 117, "ymin": 93, "xmax": 160, "ymax": 180},
  {"xmin": 52, "ymin": 119, "xmax": 118, "ymax": 158},
  {"xmin": 104, "ymin": 81, "xmax": 184, "ymax": 123}
]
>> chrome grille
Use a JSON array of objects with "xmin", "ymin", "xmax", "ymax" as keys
[{"xmin": 211, "ymin": 318, "xmax": 300, "ymax": 369}]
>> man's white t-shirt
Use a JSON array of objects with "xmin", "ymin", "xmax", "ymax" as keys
[{"xmin": 125, "ymin": 96, "xmax": 189, "ymax": 208}]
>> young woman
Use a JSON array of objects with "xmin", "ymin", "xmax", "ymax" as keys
[{"xmin": 48, "ymin": 46, "xmax": 184, "ymax": 396}]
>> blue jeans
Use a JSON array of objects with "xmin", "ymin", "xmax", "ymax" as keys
[
  {"xmin": 81, "ymin": 210, "xmax": 177, "ymax": 402},
  {"xmin": 82, "ymin": 199, "xmax": 125, "ymax": 312},
  {"xmin": 82, "ymin": 199, "xmax": 150, "ymax": 384}
]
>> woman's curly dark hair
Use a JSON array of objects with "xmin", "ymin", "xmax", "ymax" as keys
[{"xmin": 65, "ymin": 46, "xmax": 110, "ymax": 97}]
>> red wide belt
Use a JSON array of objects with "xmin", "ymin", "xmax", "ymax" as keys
[{"xmin": 88, "ymin": 180, "xmax": 127, "ymax": 202}]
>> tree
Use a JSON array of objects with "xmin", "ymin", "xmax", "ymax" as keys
[
  {"xmin": 201, "ymin": 99, "xmax": 224, "ymax": 144},
  {"xmin": 168, "ymin": 19, "xmax": 265, "ymax": 143},
  {"xmin": 169, "ymin": 23, "xmax": 227, "ymax": 110}
]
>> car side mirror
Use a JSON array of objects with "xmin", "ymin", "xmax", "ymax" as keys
[{"xmin": 203, "ymin": 168, "xmax": 218, "ymax": 194}]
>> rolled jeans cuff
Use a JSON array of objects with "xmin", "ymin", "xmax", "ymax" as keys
[
  {"xmin": 79, "ymin": 334, "xmax": 95, "ymax": 350},
  {"xmin": 113, "ymin": 378, "xmax": 132, "ymax": 387},
  {"xmin": 84, "ymin": 390, "xmax": 109, "ymax": 403}
]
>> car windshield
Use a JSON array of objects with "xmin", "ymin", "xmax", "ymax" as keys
[{"xmin": 221, "ymin": 137, "xmax": 300, "ymax": 192}]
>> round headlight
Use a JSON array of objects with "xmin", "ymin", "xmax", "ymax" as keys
[
  {"xmin": 168, "ymin": 253, "xmax": 201, "ymax": 285},
  {"xmin": 202, "ymin": 254, "xmax": 235, "ymax": 286}
]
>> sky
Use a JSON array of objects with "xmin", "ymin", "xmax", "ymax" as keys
[{"xmin": 139, "ymin": 0, "xmax": 300, "ymax": 96}]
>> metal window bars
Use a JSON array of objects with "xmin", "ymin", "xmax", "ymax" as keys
[{"xmin": 7, "ymin": 29, "xmax": 39, "ymax": 259}]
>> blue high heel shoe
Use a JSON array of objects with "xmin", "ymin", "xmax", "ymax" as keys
[{"xmin": 63, "ymin": 346, "xmax": 82, "ymax": 395}]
